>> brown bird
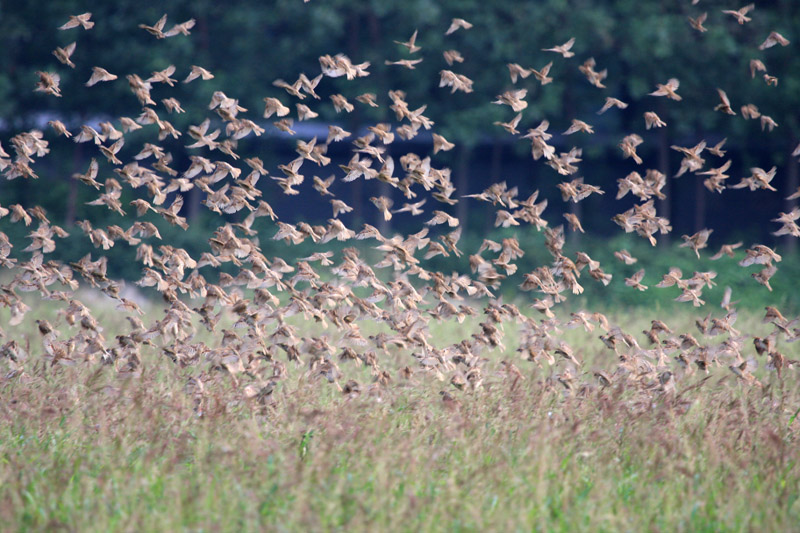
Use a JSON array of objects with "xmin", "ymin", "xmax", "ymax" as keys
[
  {"xmin": 184, "ymin": 65, "xmax": 214, "ymax": 84},
  {"xmin": 563, "ymin": 213, "xmax": 584, "ymax": 233},
  {"xmin": 688, "ymin": 12, "xmax": 708, "ymax": 32},
  {"xmin": 563, "ymin": 119, "xmax": 594, "ymax": 135},
  {"xmin": 530, "ymin": 62, "xmax": 554, "ymax": 85},
  {"xmin": 680, "ymin": 229, "xmax": 713, "ymax": 258},
  {"xmin": 86, "ymin": 66, "xmax": 117, "ymax": 87},
  {"xmin": 432, "ymin": 133, "xmax": 455, "ymax": 154},
  {"xmin": 614, "ymin": 250, "xmax": 638, "ymax": 265},
  {"xmin": 722, "ymin": 4, "xmax": 754, "ymax": 24},
  {"xmin": 443, "ymin": 49, "xmax": 464, "ymax": 66},
  {"xmin": 750, "ymin": 59, "xmax": 767, "ymax": 79},
  {"xmin": 759, "ymin": 31, "xmax": 790, "ymax": 50},
  {"xmin": 542, "ymin": 37, "xmax": 575, "ymax": 58},
  {"xmin": 52, "ymin": 42, "xmax": 77, "ymax": 68},
  {"xmin": 714, "ymin": 88, "xmax": 735, "ymax": 115},
  {"xmin": 494, "ymin": 113, "xmax": 522, "ymax": 135},
  {"xmin": 147, "ymin": 65, "xmax": 177, "ymax": 86},
  {"xmin": 164, "ymin": 18, "xmax": 196, "ymax": 38},
  {"xmin": 578, "ymin": 57, "xmax": 607, "ymax": 88},
  {"xmin": 644, "ymin": 112, "xmax": 666, "ymax": 129},
  {"xmin": 625, "ymin": 269, "xmax": 648, "ymax": 291},
  {"xmin": 707, "ymin": 138, "xmax": 727, "ymax": 157},
  {"xmin": 739, "ymin": 244, "xmax": 781, "ymax": 267},
  {"xmin": 59, "ymin": 12, "xmax": 94, "ymax": 30},
  {"xmin": 752, "ymin": 265, "xmax": 777, "ymax": 291},
  {"xmin": 445, "ymin": 18, "xmax": 473, "ymax": 35},
  {"xmin": 385, "ymin": 58, "xmax": 424, "ymax": 70},
  {"xmin": 650, "ymin": 78, "xmax": 681, "ymax": 101},
  {"xmin": 618, "ymin": 134, "xmax": 644, "ymax": 164},
  {"xmin": 598, "ymin": 97, "xmax": 628, "ymax": 115},
  {"xmin": 139, "ymin": 14, "xmax": 168, "ymax": 38},
  {"xmin": 35, "ymin": 72, "xmax": 61, "ymax": 97},
  {"xmin": 710, "ymin": 241, "xmax": 743, "ymax": 260},
  {"xmin": 395, "ymin": 30, "xmax": 421, "ymax": 53}
]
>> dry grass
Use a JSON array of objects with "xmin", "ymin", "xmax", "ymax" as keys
[{"xmin": 1, "ymin": 304, "xmax": 798, "ymax": 532}]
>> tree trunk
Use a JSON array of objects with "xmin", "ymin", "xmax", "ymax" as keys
[
  {"xmin": 187, "ymin": 13, "xmax": 212, "ymax": 223},
  {"xmin": 784, "ymin": 137, "xmax": 799, "ymax": 255},
  {"xmin": 65, "ymin": 142, "xmax": 83, "ymax": 226},
  {"xmin": 346, "ymin": 10, "xmax": 363, "ymax": 228},
  {"xmin": 694, "ymin": 177, "xmax": 706, "ymax": 233},
  {"xmin": 657, "ymin": 113, "xmax": 671, "ymax": 247},
  {"xmin": 456, "ymin": 145, "xmax": 471, "ymax": 229}
]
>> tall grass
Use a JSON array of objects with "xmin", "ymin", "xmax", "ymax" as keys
[{"xmin": 1, "ymin": 304, "xmax": 798, "ymax": 531}]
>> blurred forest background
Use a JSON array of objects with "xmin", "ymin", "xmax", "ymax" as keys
[{"xmin": 0, "ymin": 0, "xmax": 798, "ymax": 306}]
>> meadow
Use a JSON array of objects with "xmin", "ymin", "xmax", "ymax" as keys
[{"xmin": 1, "ymin": 302, "xmax": 798, "ymax": 532}]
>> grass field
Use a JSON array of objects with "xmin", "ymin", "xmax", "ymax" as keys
[{"xmin": 1, "ymin": 303, "xmax": 798, "ymax": 532}]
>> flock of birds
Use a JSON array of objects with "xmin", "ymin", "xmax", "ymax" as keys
[{"xmin": 2, "ymin": 6, "xmax": 800, "ymax": 407}]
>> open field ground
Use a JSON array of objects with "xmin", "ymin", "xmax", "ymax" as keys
[{"xmin": 2, "ymin": 304, "xmax": 799, "ymax": 532}]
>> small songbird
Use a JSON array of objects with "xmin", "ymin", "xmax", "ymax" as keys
[
  {"xmin": 542, "ymin": 37, "xmax": 576, "ymax": 58},
  {"xmin": 58, "ymin": 12, "xmax": 94, "ymax": 30},
  {"xmin": 624, "ymin": 269, "xmax": 648, "ymax": 291},
  {"xmin": 445, "ymin": 18, "xmax": 473, "ymax": 35},
  {"xmin": 710, "ymin": 241, "xmax": 743, "ymax": 260},
  {"xmin": 680, "ymin": 229, "xmax": 713, "ymax": 258},
  {"xmin": 650, "ymin": 78, "xmax": 681, "ymax": 101},
  {"xmin": 722, "ymin": 4, "xmax": 755, "ymax": 25},
  {"xmin": 714, "ymin": 88, "xmax": 736, "ymax": 115},
  {"xmin": 394, "ymin": 30, "xmax": 421, "ymax": 53},
  {"xmin": 139, "ymin": 14, "xmax": 168, "ymax": 38},
  {"xmin": 688, "ymin": 12, "xmax": 708, "ymax": 32},
  {"xmin": 759, "ymin": 31, "xmax": 790, "ymax": 50},
  {"xmin": 184, "ymin": 65, "xmax": 214, "ymax": 84},
  {"xmin": 52, "ymin": 42, "xmax": 77, "ymax": 68},
  {"xmin": 494, "ymin": 113, "xmax": 522, "ymax": 135},
  {"xmin": 86, "ymin": 66, "xmax": 117, "ymax": 87}
]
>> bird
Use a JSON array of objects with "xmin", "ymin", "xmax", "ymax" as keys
[
  {"xmin": 714, "ymin": 88, "xmax": 738, "ymax": 116},
  {"xmin": 530, "ymin": 62, "xmax": 553, "ymax": 85},
  {"xmin": 59, "ymin": 13, "xmax": 94, "ymax": 30},
  {"xmin": 385, "ymin": 58, "xmax": 423, "ymax": 70},
  {"xmin": 597, "ymin": 97, "xmax": 628, "ymax": 115},
  {"xmin": 445, "ymin": 18, "xmax": 473, "ymax": 35},
  {"xmin": 644, "ymin": 112, "xmax": 666, "ymax": 129},
  {"xmin": 432, "ymin": 133, "xmax": 454, "ymax": 154},
  {"xmin": 614, "ymin": 250, "xmax": 638, "ymax": 265},
  {"xmin": 443, "ymin": 50, "xmax": 464, "ymax": 66},
  {"xmin": 164, "ymin": 18, "xmax": 196, "ymax": 38},
  {"xmin": 86, "ymin": 67, "xmax": 117, "ymax": 87},
  {"xmin": 394, "ymin": 30, "xmax": 421, "ymax": 53},
  {"xmin": 624, "ymin": 269, "xmax": 648, "ymax": 291},
  {"xmin": 52, "ymin": 42, "xmax": 77, "ymax": 68},
  {"xmin": 680, "ymin": 229, "xmax": 713, "ymax": 258},
  {"xmin": 688, "ymin": 12, "xmax": 708, "ymax": 32},
  {"xmin": 184, "ymin": 65, "xmax": 214, "ymax": 84},
  {"xmin": 650, "ymin": 79, "xmax": 681, "ymax": 101},
  {"xmin": 507, "ymin": 63, "xmax": 531, "ymax": 84},
  {"xmin": 35, "ymin": 72, "xmax": 62, "ymax": 97},
  {"xmin": 139, "ymin": 14, "xmax": 168, "ymax": 38},
  {"xmin": 542, "ymin": 37, "xmax": 575, "ymax": 58},
  {"xmin": 710, "ymin": 242, "xmax": 743, "ymax": 260},
  {"xmin": 147, "ymin": 65, "xmax": 177, "ymax": 86},
  {"xmin": 494, "ymin": 113, "xmax": 522, "ymax": 135},
  {"xmin": 48, "ymin": 120, "xmax": 72, "ymax": 138},
  {"xmin": 722, "ymin": 4, "xmax": 755, "ymax": 24},
  {"xmin": 759, "ymin": 31, "xmax": 789, "ymax": 50},
  {"xmin": 563, "ymin": 119, "xmax": 594, "ymax": 135}
]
